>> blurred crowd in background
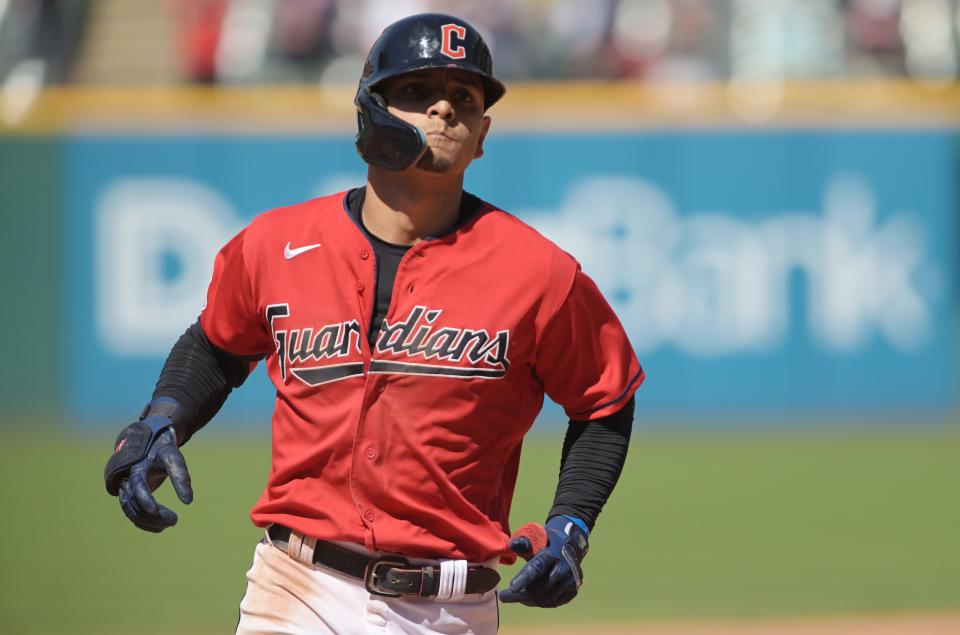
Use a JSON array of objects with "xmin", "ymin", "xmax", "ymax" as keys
[{"xmin": 0, "ymin": 0, "xmax": 958, "ymax": 89}]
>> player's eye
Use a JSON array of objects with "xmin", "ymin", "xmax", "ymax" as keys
[{"xmin": 400, "ymin": 82, "xmax": 426, "ymax": 97}]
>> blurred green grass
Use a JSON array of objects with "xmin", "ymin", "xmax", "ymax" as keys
[{"xmin": 1, "ymin": 423, "xmax": 958, "ymax": 634}]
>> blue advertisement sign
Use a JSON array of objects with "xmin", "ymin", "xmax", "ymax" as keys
[{"xmin": 64, "ymin": 130, "xmax": 958, "ymax": 423}]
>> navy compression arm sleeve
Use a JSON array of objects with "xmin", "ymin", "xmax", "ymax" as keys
[
  {"xmin": 151, "ymin": 321, "xmax": 260, "ymax": 444},
  {"xmin": 547, "ymin": 396, "xmax": 635, "ymax": 530}
]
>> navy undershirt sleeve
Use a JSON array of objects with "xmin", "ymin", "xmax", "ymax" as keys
[
  {"xmin": 151, "ymin": 321, "xmax": 254, "ymax": 444},
  {"xmin": 548, "ymin": 396, "xmax": 635, "ymax": 530}
]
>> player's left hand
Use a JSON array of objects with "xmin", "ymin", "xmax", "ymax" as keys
[{"xmin": 499, "ymin": 516, "xmax": 589, "ymax": 608}]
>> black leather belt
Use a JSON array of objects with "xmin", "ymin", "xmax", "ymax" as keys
[{"xmin": 267, "ymin": 524, "xmax": 500, "ymax": 598}]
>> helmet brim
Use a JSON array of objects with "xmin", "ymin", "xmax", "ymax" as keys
[{"xmin": 362, "ymin": 63, "xmax": 506, "ymax": 111}]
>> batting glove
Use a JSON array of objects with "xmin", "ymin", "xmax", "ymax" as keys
[
  {"xmin": 499, "ymin": 515, "xmax": 589, "ymax": 608},
  {"xmin": 103, "ymin": 397, "xmax": 193, "ymax": 533}
]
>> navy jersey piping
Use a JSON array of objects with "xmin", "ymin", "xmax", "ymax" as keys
[{"xmin": 569, "ymin": 367, "xmax": 644, "ymax": 419}]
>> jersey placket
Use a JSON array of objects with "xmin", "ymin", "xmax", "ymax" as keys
[
  {"xmin": 347, "ymin": 238, "xmax": 382, "ymax": 549},
  {"xmin": 347, "ymin": 237, "xmax": 430, "ymax": 551}
]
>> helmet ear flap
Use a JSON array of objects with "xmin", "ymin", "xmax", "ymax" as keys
[{"xmin": 354, "ymin": 86, "xmax": 427, "ymax": 171}]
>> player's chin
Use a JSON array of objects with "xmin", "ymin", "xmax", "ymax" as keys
[{"xmin": 415, "ymin": 149, "xmax": 459, "ymax": 173}]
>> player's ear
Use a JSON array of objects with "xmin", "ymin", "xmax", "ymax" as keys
[{"xmin": 474, "ymin": 116, "xmax": 492, "ymax": 159}]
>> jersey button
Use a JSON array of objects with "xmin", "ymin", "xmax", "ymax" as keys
[
  {"xmin": 359, "ymin": 249, "xmax": 369, "ymax": 260},
  {"xmin": 407, "ymin": 283, "xmax": 415, "ymax": 293},
  {"xmin": 364, "ymin": 510, "xmax": 375, "ymax": 523},
  {"xmin": 356, "ymin": 281, "xmax": 365, "ymax": 293},
  {"xmin": 377, "ymin": 383, "xmax": 386, "ymax": 393},
  {"xmin": 365, "ymin": 446, "xmax": 377, "ymax": 460}
]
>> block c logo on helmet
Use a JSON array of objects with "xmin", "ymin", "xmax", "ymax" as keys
[{"xmin": 441, "ymin": 24, "xmax": 467, "ymax": 59}]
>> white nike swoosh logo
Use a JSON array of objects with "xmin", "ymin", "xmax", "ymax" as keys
[{"xmin": 284, "ymin": 241, "xmax": 323, "ymax": 260}]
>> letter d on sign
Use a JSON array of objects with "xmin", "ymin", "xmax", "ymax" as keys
[{"xmin": 95, "ymin": 178, "xmax": 237, "ymax": 356}]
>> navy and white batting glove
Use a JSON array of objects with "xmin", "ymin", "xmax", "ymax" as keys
[
  {"xmin": 104, "ymin": 397, "xmax": 193, "ymax": 533},
  {"xmin": 499, "ymin": 515, "xmax": 589, "ymax": 608}
]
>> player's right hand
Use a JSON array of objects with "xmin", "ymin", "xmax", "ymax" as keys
[{"xmin": 104, "ymin": 408, "xmax": 193, "ymax": 533}]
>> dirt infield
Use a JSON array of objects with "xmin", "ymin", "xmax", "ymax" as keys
[{"xmin": 501, "ymin": 614, "xmax": 960, "ymax": 635}]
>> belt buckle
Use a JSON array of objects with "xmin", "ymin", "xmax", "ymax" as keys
[{"xmin": 363, "ymin": 557, "xmax": 410, "ymax": 598}]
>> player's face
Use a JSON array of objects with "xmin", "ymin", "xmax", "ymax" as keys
[{"xmin": 379, "ymin": 69, "xmax": 492, "ymax": 174}]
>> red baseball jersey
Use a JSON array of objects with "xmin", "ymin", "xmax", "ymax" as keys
[{"xmin": 200, "ymin": 191, "xmax": 644, "ymax": 562}]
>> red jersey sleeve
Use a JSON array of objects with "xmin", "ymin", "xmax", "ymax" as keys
[
  {"xmin": 199, "ymin": 227, "xmax": 271, "ymax": 357},
  {"xmin": 535, "ymin": 268, "xmax": 644, "ymax": 420}
]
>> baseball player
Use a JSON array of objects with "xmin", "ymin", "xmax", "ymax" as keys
[{"xmin": 103, "ymin": 13, "xmax": 643, "ymax": 635}]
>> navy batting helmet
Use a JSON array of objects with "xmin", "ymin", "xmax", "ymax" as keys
[{"xmin": 354, "ymin": 13, "xmax": 506, "ymax": 170}]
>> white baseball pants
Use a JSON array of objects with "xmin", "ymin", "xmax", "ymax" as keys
[{"xmin": 235, "ymin": 536, "xmax": 499, "ymax": 635}]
